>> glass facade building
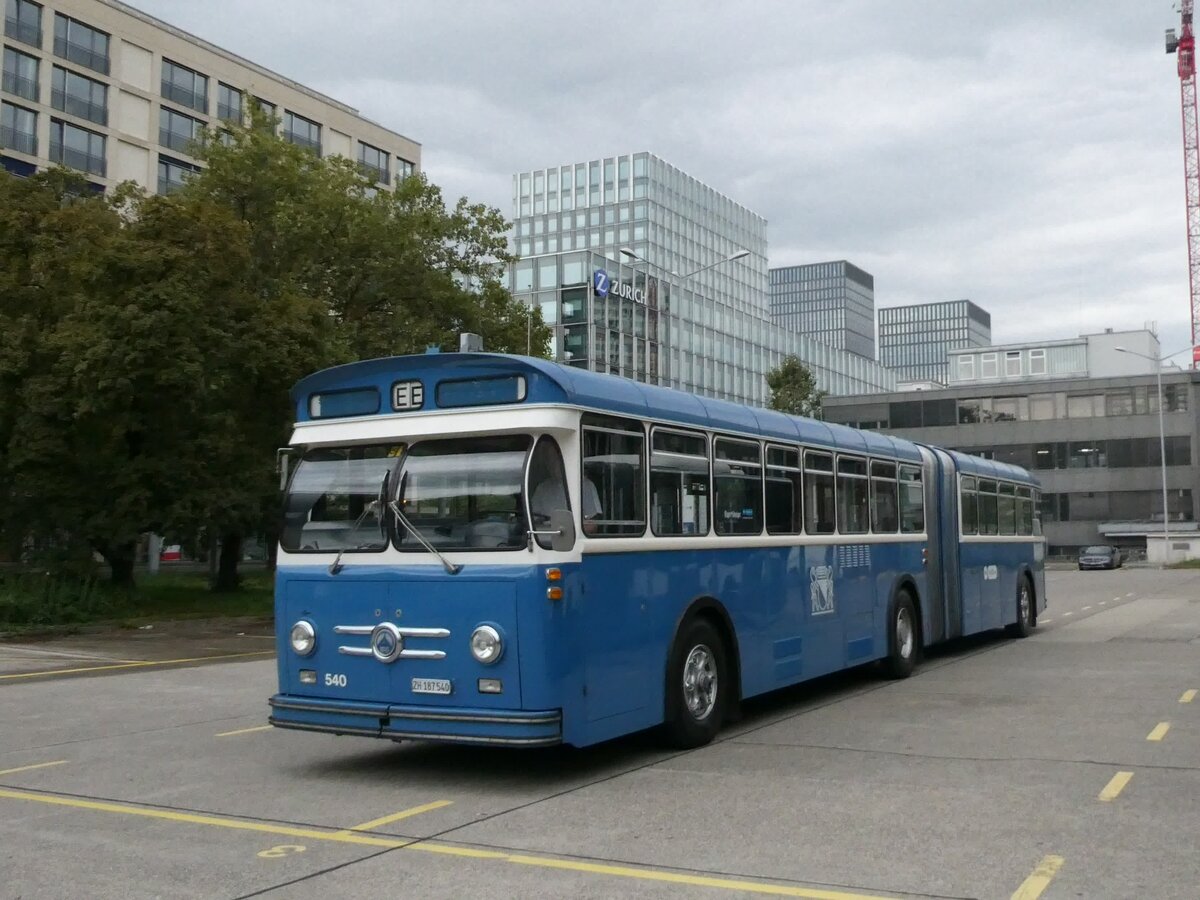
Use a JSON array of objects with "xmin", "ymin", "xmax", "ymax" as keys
[
  {"xmin": 768, "ymin": 261, "xmax": 876, "ymax": 359},
  {"xmin": 508, "ymin": 153, "xmax": 896, "ymax": 405},
  {"xmin": 878, "ymin": 300, "xmax": 991, "ymax": 384}
]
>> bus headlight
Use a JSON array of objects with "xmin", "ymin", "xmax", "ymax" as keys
[
  {"xmin": 290, "ymin": 620, "xmax": 316, "ymax": 657},
  {"xmin": 469, "ymin": 625, "xmax": 503, "ymax": 665}
]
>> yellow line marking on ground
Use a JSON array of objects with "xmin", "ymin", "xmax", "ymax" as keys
[
  {"xmin": 1147, "ymin": 722, "xmax": 1170, "ymax": 742},
  {"xmin": 0, "ymin": 787, "xmax": 901, "ymax": 899},
  {"xmin": 0, "ymin": 760, "xmax": 68, "ymax": 777},
  {"xmin": 1181, "ymin": 689, "xmax": 1197, "ymax": 704},
  {"xmin": 0, "ymin": 651, "xmax": 274, "ymax": 681},
  {"xmin": 1010, "ymin": 854, "xmax": 1065, "ymax": 900},
  {"xmin": 1099, "ymin": 771, "xmax": 1134, "ymax": 802},
  {"xmin": 215, "ymin": 725, "xmax": 273, "ymax": 738},
  {"xmin": 334, "ymin": 800, "xmax": 454, "ymax": 836}
]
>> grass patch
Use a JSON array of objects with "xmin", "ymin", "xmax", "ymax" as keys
[
  {"xmin": 0, "ymin": 571, "xmax": 273, "ymax": 634},
  {"xmin": 1168, "ymin": 558, "xmax": 1200, "ymax": 569}
]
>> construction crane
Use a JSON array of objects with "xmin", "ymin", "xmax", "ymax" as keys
[{"xmin": 1166, "ymin": 3, "xmax": 1200, "ymax": 364}]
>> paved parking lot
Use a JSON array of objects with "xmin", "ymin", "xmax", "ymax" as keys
[{"xmin": 2, "ymin": 568, "xmax": 1198, "ymax": 899}]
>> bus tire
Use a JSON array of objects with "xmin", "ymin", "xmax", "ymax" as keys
[
  {"xmin": 1006, "ymin": 576, "xmax": 1035, "ymax": 638},
  {"xmin": 883, "ymin": 591, "xmax": 919, "ymax": 680},
  {"xmin": 664, "ymin": 618, "xmax": 727, "ymax": 749}
]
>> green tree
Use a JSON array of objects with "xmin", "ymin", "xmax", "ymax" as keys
[{"xmin": 766, "ymin": 355, "xmax": 826, "ymax": 418}]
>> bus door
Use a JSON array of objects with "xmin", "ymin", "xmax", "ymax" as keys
[{"xmin": 922, "ymin": 447, "xmax": 961, "ymax": 641}]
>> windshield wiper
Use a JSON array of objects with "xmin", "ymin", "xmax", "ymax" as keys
[
  {"xmin": 389, "ymin": 499, "xmax": 462, "ymax": 575},
  {"xmin": 329, "ymin": 502, "xmax": 384, "ymax": 575}
]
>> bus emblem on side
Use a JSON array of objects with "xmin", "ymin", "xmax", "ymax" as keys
[
  {"xmin": 392, "ymin": 380, "xmax": 424, "ymax": 411},
  {"xmin": 810, "ymin": 565, "xmax": 835, "ymax": 616}
]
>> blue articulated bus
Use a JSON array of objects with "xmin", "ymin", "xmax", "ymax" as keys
[{"xmin": 269, "ymin": 352, "xmax": 1046, "ymax": 749}]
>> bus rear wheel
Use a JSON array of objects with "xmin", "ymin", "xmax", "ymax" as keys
[
  {"xmin": 1006, "ymin": 576, "xmax": 1035, "ymax": 638},
  {"xmin": 883, "ymin": 591, "xmax": 919, "ymax": 680},
  {"xmin": 664, "ymin": 618, "xmax": 727, "ymax": 748}
]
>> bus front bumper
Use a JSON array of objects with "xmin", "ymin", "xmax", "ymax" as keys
[{"xmin": 268, "ymin": 694, "xmax": 563, "ymax": 747}]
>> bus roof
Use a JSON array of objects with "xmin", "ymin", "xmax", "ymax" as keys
[
  {"xmin": 292, "ymin": 352, "xmax": 920, "ymax": 463},
  {"xmin": 946, "ymin": 449, "xmax": 1039, "ymax": 487}
]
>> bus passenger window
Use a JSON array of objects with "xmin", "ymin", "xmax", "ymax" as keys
[
  {"xmin": 998, "ymin": 483, "xmax": 1017, "ymax": 535},
  {"xmin": 714, "ymin": 438, "xmax": 762, "ymax": 536},
  {"xmin": 804, "ymin": 450, "xmax": 836, "ymax": 534},
  {"xmin": 960, "ymin": 476, "xmax": 978, "ymax": 535},
  {"xmin": 582, "ymin": 415, "xmax": 645, "ymax": 537},
  {"xmin": 870, "ymin": 461, "xmax": 899, "ymax": 533},
  {"xmin": 1017, "ymin": 487, "xmax": 1034, "ymax": 535},
  {"xmin": 766, "ymin": 445, "xmax": 802, "ymax": 534},
  {"xmin": 977, "ymin": 480, "xmax": 999, "ymax": 535},
  {"xmin": 528, "ymin": 436, "xmax": 572, "ymax": 549},
  {"xmin": 899, "ymin": 466, "xmax": 925, "ymax": 534},
  {"xmin": 651, "ymin": 429, "xmax": 709, "ymax": 536},
  {"xmin": 836, "ymin": 456, "xmax": 869, "ymax": 534}
]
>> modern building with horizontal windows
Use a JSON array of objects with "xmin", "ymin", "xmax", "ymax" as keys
[
  {"xmin": 768, "ymin": 261, "xmax": 876, "ymax": 359},
  {"xmin": 823, "ymin": 331, "xmax": 1199, "ymax": 553},
  {"xmin": 879, "ymin": 299, "xmax": 992, "ymax": 385},
  {"xmin": 508, "ymin": 153, "xmax": 897, "ymax": 406},
  {"xmin": 2, "ymin": 0, "xmax": 419, "ymax": 192}
]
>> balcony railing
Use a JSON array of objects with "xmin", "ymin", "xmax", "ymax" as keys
[
  {"xmin": 217, "ymin": 101, "xmax": 241, "ymax": 123},
  {"xmin": 54, "ymin": 37, "xmax": 109, "ymax": 75},
  {"xmin": 159, "ymin": 128, "xmax": 201, "ymax": 155},
  {"xmin": 52, "ymin": 89, "xmax": 108, "ymax": 127},
  {"xmin": 2, "ymin": 70, "xmax": 39, "ymax": 102},
  {"xmin": 50, "ymin": 141, "xmax": 106, "ymax": 177},
  {"xmin": 358, "ymin": 160, "xmax": 390, "ymax": 186},
  {"xmin": 4, "ymin": 16, "xmax": 40, "ymax": 48},
  {"xmin": 284, "ymin": 131, "xmax": 322, "ymax": 156},
  {"xmin": 161, "ymin": 81, "xmax": 206, "ymax": 114},
  {"xmin": 0, "ymin": 125, "xmax": 37, "ymax": 156}
]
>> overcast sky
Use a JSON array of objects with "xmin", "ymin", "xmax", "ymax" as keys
[{"xmin": 128, "ymin": 0, "xmax": 1194, "ymax": 356}]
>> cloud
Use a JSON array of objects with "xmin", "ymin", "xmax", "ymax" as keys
[{"xmin": 126, "ymin": 0, "xmax": 1195, "ymax": 353}]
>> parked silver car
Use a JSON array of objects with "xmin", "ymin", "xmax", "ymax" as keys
[{"xmin": 1078, "ymin": 545, "xmax": 1123, "ymax": 570}]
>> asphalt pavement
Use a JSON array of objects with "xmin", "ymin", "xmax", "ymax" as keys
[{"xmin": 1, "ymin": 567, "xmax": 1198, "ymax": 899}]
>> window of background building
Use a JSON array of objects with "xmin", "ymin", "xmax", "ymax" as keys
[
  {"xmin": 980, "ymin": 353, "xmax": 998, "ymax": 378},
  {"xmin": 53, "ymin": 13, "xmax": 108, "ymax": 74},
  {"xmin": 1004, "ymin": 351, "xmax": 1021, "ymax": 377},
  {"xmin": 283, "ymin": 111, "xmax": 321, "ymax": 155},
  {"xmin": 1, "ymin": 100, "xmax": 37, "ymax": 155},
  {"xmin": 1029, "ymin": 349, "xmax": 1047, "ymax": 375},
  {"xmin": 3, "ymin": 45, "xmax": 38, "ymax": 101},
  {"xmin": 1066, "ymin": 394, "xmax": 1103, "ymax": 418},
  {"xmin": 1029, "ymin": 393, "xmax": 1056, "ymax": 420},
  {"xmin": 157, "ymin": 153, "xmax": 198, "ymax": 194},
  {"xmin": 161, "ymin": 59, "xmax": 208, "ymax": 113},
  {"xmin": 52, "ymin": 66, "xmax": 107, "ymax": 126},
  {"xmin": 217, "ymin": 82, "xmax": 241, "ymax": 122},
  {"xmin": 357, "ymin": 141, "xmax": 389, "ymax": 185},
  {"xmin": 957, "ymin": 355, "xmax": 975, "ymax": 380},
  {"xmin": 159, "ymin": 106, "xmax": 204, "ymax": 154},
  {"xmin": 6, "ymin": 0, "xmax": 42, "ymax": 48},
  {"xmin": 49, "ymin": 117, "xmax": 105, "ymax": 175}
]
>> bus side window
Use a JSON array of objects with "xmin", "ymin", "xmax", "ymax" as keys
[
  {"xmin": 651, "ymin": 428, "xmax": 709, "ymax": 536},
  {"xmin": 899, "ymin": 466, "xmax": 924, "ymax": 534},
  {"xmin": 766, "ymin": 445, "xmax": 802, "ymax": 535},
  {"xmin": 581, "ymin": 415, "xmax": 646, "ymax": 537},
  {"xmin": 836, "ymin": 456, "xmax": 869, "ymax": 534},
  {"xmin": 1017, "ymin": 486, "xmax": 1034, "ymax": 536},
  {"xmin": 960, "ymin": 476, "xmax": 978, "ymax": 535},
  {"xmin": 998, "ymin": 483, "xmax": 1017, "ymax": 535},
  {"xmin": 977, "ymin": 480, "xmax": 999, "ymax": 535},
  {"xmin": 870, "ymin": 460, "xmax": 898, "ymax": 533},
  {"xmin": 714, "ymin": 437, "xmax": 762, "ymax": 536},
  {"xmin": 803, "ymin": 450, "xmax": 836, "ymax": 534}
]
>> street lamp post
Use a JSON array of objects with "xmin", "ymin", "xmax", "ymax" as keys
[{"xmin": 1114, "ymin": 345, "xmax": 1191, "ymax": 565}]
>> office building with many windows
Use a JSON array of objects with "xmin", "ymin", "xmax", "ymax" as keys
[
  {"xmin": 768, "ymin": 261, "xmax": 876, "ymax": 359},
  {"xmin": 879, "ymin": 299, "xmax": 992, "ymax": 384},
  {"xmin": 823, "ymin": 330, "xmax": 1198, "ymax": 553},
  {"xmin": 508, "ymin": 153, "xmax": 896, "ymax": 405},
  {"xmin": 2, "ymin": 0, "xmax": 419, "ymax": 193}
]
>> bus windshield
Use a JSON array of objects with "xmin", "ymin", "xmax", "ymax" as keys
[
  {"xmin": 281, "ymin": 444, "xmax": 401, "ymax": 553},
  {"xmin": 395, "ymin": 436, "xmax": 531, "ymax": 551}
]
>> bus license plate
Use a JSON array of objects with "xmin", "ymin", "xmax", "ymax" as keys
[{"xmin": 411, "ymin": 678, "xmax": 452, "ymax": 695}]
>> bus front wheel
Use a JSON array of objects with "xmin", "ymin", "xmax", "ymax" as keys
[
  {"xmin": 664, "ymin": 618, "xmax": 727, "ymax": 748},
  {"xmin": 883, "ymin": 591, "xmax": 919, "ymax": 679}
]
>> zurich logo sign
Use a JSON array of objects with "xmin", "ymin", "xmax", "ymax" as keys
[
  {"xmin": 593, "ymin": 268, "xmax": 647, "ymax": 305},
  {"xmin": 593, "ymin": 268, "xmax": 610, "ymax": 297}
]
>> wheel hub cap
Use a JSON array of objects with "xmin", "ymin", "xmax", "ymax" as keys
[
  {"xmin": 682, "ymin": 644, "xmax": 718, "ymax": 721},
  {"xmin": 897, "ymin": 608, "xmax": 914, "ymax": 659}
]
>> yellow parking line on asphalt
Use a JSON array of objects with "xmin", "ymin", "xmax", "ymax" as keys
[
  {"xmin": 215, "ymin": 725, "xmax": 273, "ymax": 738},
  {"xmin": 1180, "ymin": 689, "xmax": 1197, "ymax": 704},
  {"xmin": 0, "ymin": 651, "xmax": 274, "ymax": 681},
  {"xmin": 0, "ymin": 786, "xmax": 904, "ymax": 899},
  {"xmin": 1146, "ymin": 722, "xmax": 1170, "ymax": 742},
  {"xmin": 1009, "ymin": 854, "xmax": 1064, "ymax": 900},
  {"xmin": 334, "ymin": 800, "xmax": 454, "ymax": 836},
  {"xmin": 0, "ymin": 760, "xmax": 67, "ymax": 777},
  {"xmin": 1099, "ymin": 771, "xmax": 1134, "ymax": 802}
]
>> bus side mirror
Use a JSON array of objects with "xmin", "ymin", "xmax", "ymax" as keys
[{"xmin": 549, "ymin": 509, "xmax": 576, "ymax": 552}]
